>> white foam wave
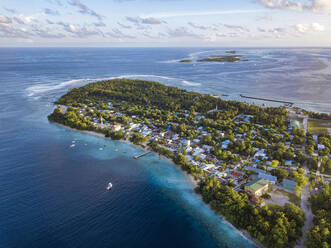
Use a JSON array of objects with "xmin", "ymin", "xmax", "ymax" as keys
[
  {"xmin": 27, "ymin": 78, "xmax": 94, "ymax": 97},
  {"xmin": 181, "ymin": 80, "xmax": 201, "ymax": 86},
  {"xmin": 26, "ymin": 74, "xmax": 202, "ymax": 98}
]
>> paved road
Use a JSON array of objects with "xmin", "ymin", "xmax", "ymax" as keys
[{"xmin": 296, "ymin": 183, "xmax": 313, "ymax": 248}]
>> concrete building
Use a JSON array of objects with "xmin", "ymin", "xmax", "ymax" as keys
[{"xmin": 245, "ymin": 178, "xmax": 269, "ymax": 197}]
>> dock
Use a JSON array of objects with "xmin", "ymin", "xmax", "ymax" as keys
[
  {"xmin": 240, "ymin": 94, "xmax": 294, "ymax": 106},
  {"xmin": 133, "ymin": 151, "xmax": 152, "ymax": 159}
]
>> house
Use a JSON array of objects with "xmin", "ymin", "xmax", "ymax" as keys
[
  {"xmin": 200, "ymin": 164, "xmax": 215, "ymax": 171},
  {"xmin": 282, "ymin": 179, "xmax": 297, "ymax": 191},
  {"xmin": 285, "ymin": 160, "xmax": 293, "ymax": 167},
  {"xmin": 245, "ymin": 166, "xmax": 266, "ymax": 174},
  {"xmin": 112, "ymin": 124, "xmax": 121, "ymax": 131},
  {"xmin": 231, "ymin": 170, "xmax": 243, "ymax": 178},
  {"xmin": 244, "ymin": 178, "xmax": 269, "ymax": 197},
  {"xmin": 258, "ymin": 173, "xmax": 277, "ymax": 184},
  {"xmin": 318, "ymin": 144, "xmax": 325, "ymax": 150},
  {"xmin": 221, "ymin": 140, "xmax": 230, "ymax": 149},
  {"xmin": 215, "ymin": 171, "xmax": 228, "ymax": 178},
  {"xmin": 312, "ymin": 135, "xmax": 318, "ymax": 142}
]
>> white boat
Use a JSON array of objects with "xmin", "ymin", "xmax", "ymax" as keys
[
  {"xmin": 70, "ymin": 144, "xmax": 75, "ymax": 148},
  {"xmin": 107, "ymin": 182, "xmax": 112, "ymax": 190}
]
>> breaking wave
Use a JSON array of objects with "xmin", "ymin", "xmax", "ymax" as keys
[{"xmin": 26, "ymin": 74, "xmax": 201, "ymax": 98}]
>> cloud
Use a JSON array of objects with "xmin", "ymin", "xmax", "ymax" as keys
[
  {"xmin": 166, "ymin": 27, "xmax": 201, "ymax": 39},
  {"xmin": 0, "ymin": 14, "xmax": 12, "ymax": 24},
  {"xmin": 31, "ymin": 24, "xmax": 65, "ymax": 38},
  {"xmin": 44, "ymin": 8, "xmax": 60, "ymax": 15},
  {"xmin": 188, "ymin": 22, "xmax": 208, "ymax": 30},
  {"xmin": 126, "ymin": 16, "xmax": 165, "ymax": 25},
  {"xmin": 106, "ymin": 28, "xmax": 135, "ymax": 39},
  {"xmin": 141, "ymin": 17, "xmax": 165, "ymax": 24},
  {"xmin": 0, "ymin": 23, "xmax": 31, "ymax": 38},
  {"xmin": 295, "ymin": 23, "xmax": 325, "ymax": 33},
  {"xmin": 46, "ymin": 0, "xmax": 63, "ymax": 6},
  {"xmin": 258, "ymin": 0, "xmax": 331, "ymax": 14},
  {"xmin": 14, "ymin": 14, "xmax": 39, "ymax": 24},
  {"xmin": 3, "ymin": 7, "xmax": 17, "ymax": 14},
  {"xmin": 58, "ymin": 22, "xmax": 101, "ymax": 37},
  {"xmin": 94, "ymin": 21, "xmax": 106, "ymax": 27},
  {"xmin": 126, "ymin": 16, "xmax": 139, "ymax": 24},
  {"xmin": 13, "ymin": 17, "xmax": 25, "ymax": 24},
  {"xmin": 223, "ymin": 24, "xmax": 249, "ymax": 32},
  {"xmin": 68, "ymin": 0, "xmax": 103, "ymax": 20},
  {"xmin": 117, "ymin": 22, "xmax": 131, "ymax": 29},
  {"xmin": 46, "ymin": 19, "xmax": 55, "ymax": 24}
]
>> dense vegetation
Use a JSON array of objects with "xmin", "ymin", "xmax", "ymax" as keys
[
  {"xmin": 171, "ymin": 153, "xmax": 305, "ymax": 248},
  {"xmin": 197, "ymin": 55, "xmax": 247, "ymax": 62},
  {"xmin": 306, "ymin": 184, "xmax": 331, "ymax": 248}
]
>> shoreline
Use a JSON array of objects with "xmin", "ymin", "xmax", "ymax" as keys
[{"xmin": 51, "ymin": 121, "xmax": 264, "ymax": 248}]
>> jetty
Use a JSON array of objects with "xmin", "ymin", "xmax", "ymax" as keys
[
  {"xmin": 133, "ymin": 151, "xmax": 152, "ymax": 159},
  {"xmin": 240, "ymin": 94, "xmax": 294, "ymax": 107}
]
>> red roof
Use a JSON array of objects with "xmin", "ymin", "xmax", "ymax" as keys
[{"xmin": 231, "ymin": 171, "xmax": 243, "ymax": 177}]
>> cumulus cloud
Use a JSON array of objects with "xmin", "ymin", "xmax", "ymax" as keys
[
  {"xmin": 295, "ymin": 23, "xmax": 325, "ymax": 33},
  {"xmin": 106, "ymin": 28, "xmax": 135, "ymax": 39},
  {"xmin": 126, "ymin": 16, "xmax": 165, "ymax": 25},
  {"xmin": 31, "ymin": 24, "xmax": 65, "ymax": 38},
  {"xmin": 58, "ymin": 22, "xmax": 101, "ymax": 37},
  {"xmin": 13, "ymin": 17, "xmax": 25, "ymax": 24},
  {"xmin": 0, "ymin": 14, "xmax": 12, "ymax": 24},
  {"xmin": 223, "ymin": 24, "xmax": 249, "ymax": 32},
  {"xmin": 68, "ymin": 0, "xmax": 103, "ymax": 20},
  {"xmin": 258, "ymin": 27, "xmax": 287, "ymax": 34},
  {"xmin": 0, "ymin": 23, "xmax": 31, "ymax": 38},
  {"xmin": 117, "ymin": 22, "xmax": 131, "ymax": 29},
  {"xmin": 141, "ymin": 17, "xmax": 165, "ymax": 24},
  {"xmin": 166, "ymin": 27, "xmax": 201, "ymax": 39},
  {"xmin": 258, "ymin": 0, "xmax": 331, "ymax": 14},
  {"xmin": 188, "ymin": 22, "xmax": 208, "ymax": 30}
]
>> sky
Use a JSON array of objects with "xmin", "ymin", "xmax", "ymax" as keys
[{"xmin": 0, "ymin": 0, "xmax": 331, "ymax": 47}]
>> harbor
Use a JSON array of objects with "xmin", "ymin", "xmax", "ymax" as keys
[{"xmin": 240, "ymin": 94, "xmax": 294, "ymax": 107}]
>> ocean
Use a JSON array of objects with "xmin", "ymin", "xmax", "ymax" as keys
[{"xmin": 0, "ymin": 47, "xmax": 330, "ymax": 248}]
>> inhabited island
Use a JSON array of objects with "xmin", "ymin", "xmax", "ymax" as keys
[{"xmin": 49, "ymin": 79, "xmax": 331, "ymax": 248}]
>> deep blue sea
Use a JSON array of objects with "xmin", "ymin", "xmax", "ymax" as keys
[{"xmin": 0, "ymin": 47, "xmax": 330, "ymax": 248}]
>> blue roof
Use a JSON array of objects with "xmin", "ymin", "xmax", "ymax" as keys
[
  {"xmin": 282, "ymin": 179, "xmax": 297, "ymax": 186},
  {"xmin": 258, "ymin": 173, "xmax": 277, "ymax": 182},
  {"xmin": 222, "ymin": 140, "xmax": 230, "ymax": 145},
  {"xmin": 245, "ymin": 167, "xmax": 266, "ymax": 174}
]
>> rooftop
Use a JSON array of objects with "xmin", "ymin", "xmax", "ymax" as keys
[{"xmin": 245, "ymin": 178, "xmax": 269, "ymax": 191}]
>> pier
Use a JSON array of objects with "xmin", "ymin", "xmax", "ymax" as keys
[
  {"xmin": 240, "ymin": 94, "xmax": 294, "ymax": 107},
  {"xmin": 133, "ymin": 151, "xmax": 152, "ymax": 159}
]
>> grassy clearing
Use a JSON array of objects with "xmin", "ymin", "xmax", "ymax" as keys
[
  {"xmin": 276, "ymin": 189, "xmax": 301, "ymax": 206},
  {"xmin": 308, "ymin": 119, "xmax": 331, "ymax": 134},
  {"xmin": 290, "ymin": 117, "xmax": 304, "ymax": 129}
]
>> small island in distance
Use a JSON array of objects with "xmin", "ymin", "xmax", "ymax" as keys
[{"xmin": 179, "ymin": 51, "xmax": 248, "ymax": 63}]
